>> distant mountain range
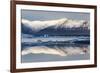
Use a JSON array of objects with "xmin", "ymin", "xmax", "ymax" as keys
[{"xmin": 21, "ymin": 18, "xmax": 90, "ymax": 36}]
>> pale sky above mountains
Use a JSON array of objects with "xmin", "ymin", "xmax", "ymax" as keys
[{"xmin": 21, "ymin": 10, "xmax": 90, "ymax": 21}]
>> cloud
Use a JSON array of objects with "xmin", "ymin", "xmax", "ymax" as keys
[{"xmin": 22, "ymin": 18, "xmax": 89, "ymax": 31}]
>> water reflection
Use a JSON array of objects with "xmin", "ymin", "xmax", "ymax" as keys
[
  {"xmin": 22, "ymin": 44, "xmax": 89, "ymax": 56},
  {"xmin": 21, "ymin": 43, "xmax": 90, "ymax": 63}
]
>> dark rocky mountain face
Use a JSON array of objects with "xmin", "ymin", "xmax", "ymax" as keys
[
  {"xmin": 21, "ymin": 23, "xmax": 90, "ymax": 36},
  {"xmin": 21, "ymin": 23, "xmax": 34, "ymax": 34},
  {"xmin": 34, "ymin": 26, "xmax": 90, "ymax": 36}
]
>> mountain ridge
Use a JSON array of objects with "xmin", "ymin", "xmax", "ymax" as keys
[
  {"xmin": 22, "ymin": 18, "xmax": 89, "ymax": 31},
  {"xmin": 21, "ymin": 18, "xmax": 90, "ymax": 36}
]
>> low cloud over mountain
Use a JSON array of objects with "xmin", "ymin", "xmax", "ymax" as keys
[{"xmin": 21, "ymin": 18, "xmax": 90, "ymax": 36}]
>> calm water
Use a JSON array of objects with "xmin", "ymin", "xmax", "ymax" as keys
[{"xmin": 21, "ymin": 36, "xmax": 90, "ymax": 63}]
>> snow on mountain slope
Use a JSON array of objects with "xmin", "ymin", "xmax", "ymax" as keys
[
  {"xmin": 22, "ymin": 46, "xmax": 89, "ymax": 56},
  {"xmin": 22, "ymin": 18, "xmax": 89, "ymax": 32}
]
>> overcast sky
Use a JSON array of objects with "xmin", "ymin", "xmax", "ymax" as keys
[{"xmin": 21, "ymin": 9, "xmax": 90, "ymax": 21}]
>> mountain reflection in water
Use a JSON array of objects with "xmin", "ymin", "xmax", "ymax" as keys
[{"xmin": 21, "ymin": 36, "xmax": 90, "ymax": 63}]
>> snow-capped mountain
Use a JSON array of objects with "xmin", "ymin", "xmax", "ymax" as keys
[
  {"xmin": 22, "ymin": 18, "xmax": 89, "ymax": 31},
  {"xmin": 21, "ymin": 18, "xmax": 90, "ymax": 36}
]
